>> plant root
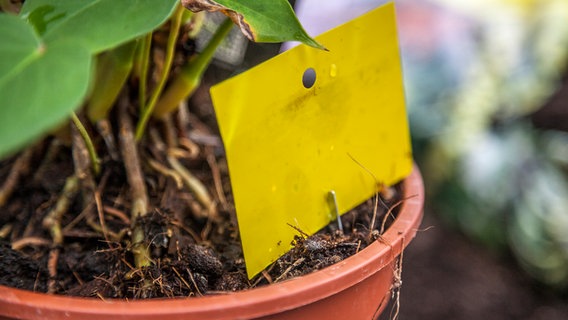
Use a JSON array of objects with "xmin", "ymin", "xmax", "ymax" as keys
[
  {"xmin": 148, "ymin": 158, "xmax": 183, "ymax": 189},
  {"xmin": 205, "ymin": 146, "xmax": 228, "ymax": 210},
  {"xmin": 42, "ymin": 175, "xmax": 80, "ymax": 293},
  {"xmin": 0, "ymin": 224, "xmax": 11, "ymax": 238},
  {"xmin": 71, "ymin": 120, "xmax": 97, "ymax": 207},
  {"xmin": 167, "ymin": 154, "xmax": 218, "ymax": 221},
  {"xmin": 11, "ymin": 237, "xmax": 51, "ymax": 250},
  {"xmin": 274, "ymin": 257, "xmax": 305, "ymax": 283},
  {"xmin": 95, "ymin": 119, "xmax": 120, "ymax": 161},
  {"xmin": 156, "ymin": 114, "xmax": 217, "ymax": 221},
  {"xmin": 0, "ymin": 148, "xmax": 32, "ymax": 207},
  {"xmin": 71, "ymin": 116, "xmax": 107, "ymax": 243},
  {"xmin": 388, "ymin": 238, "xmax": 405, "ymax": 320},
  {"xmin": 71, "ymin": 113, "xmax": 101, "ymax": 176},
  {"xmin": 378, "ymin": 193, "xmax": 418, "ymax": 236},
  {"xmin": 42, "ymin": 176, "xmax": 80, "ymax": 244},
  {"xmin": 368, "ymin": 192, "xmax": 380, "ymax": 240}
]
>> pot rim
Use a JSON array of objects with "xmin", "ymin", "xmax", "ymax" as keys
[{"xmin": 0, "ymin": 165, "xmax": 424, "ymax": 320}]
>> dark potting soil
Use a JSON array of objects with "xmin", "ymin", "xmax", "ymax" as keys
[{"xmin": 0, "ymin": 138, "xmax": 401, "ymax": 299}]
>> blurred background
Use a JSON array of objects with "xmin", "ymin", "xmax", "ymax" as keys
[
  {"xmin": 394, "ymin": 1, "xmax": 568, "ymax": 318},
  {"xmin": 289, "ymin": 0, "xmax": 568, "ymax": 318},
  {"xmin": 197, "ymin": 0, "xmax": 568, "ymax": 318}
]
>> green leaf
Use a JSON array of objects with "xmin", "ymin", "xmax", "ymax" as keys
[
  {"xmin": 0, "ymin": 14, "xmax": 92, "ymax": 158},
  {"xmin": 20, "ymin": 0, "xmax": 178, "ymax": 54},
  {"xmin": 0, "ymin": 13, "xmax": 41, "ymax": 79},
  {"xmin": 181, "ymin": 0, "xmax": 325, "ymax": 49}
]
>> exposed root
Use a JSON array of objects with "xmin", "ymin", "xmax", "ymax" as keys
[
  {"xmin": 161, "ymin": 114, "xmax": 178, "ymax": 150},
  {"xmin": 118, "ymin": 97, "xmax": 149, "ymax": 219},
  {"xmin": 368, "ymin": 192, "xmax": 380, "ymax": 239},
  {"xmin": 148, "ymin": 158, "xmax": 183, "ymax": 189},
  {"xmin": 42, "ymin": 176, "xmax": 80, "ymax": 245},
  {"xmin": 186, "ymin": 268, "xmax": 203, "ymax": 296},
  {"xmin": 388, "ymin": 238, "xmax": 405, "ymax": 320},
  {"xmin": 251, "ymin": 263, "xmax": 276, "ymax": 288},
  {"xmin": 71, "ymin": 113, "xmax": 101, "ymax": 176},
  {"xmin": 380, "ymin": 198, "xmax": 407, "ymax": 236},
  {"xmin": 274, "ymin": 257, "xmax": 305, "ymax": 283},
  {"xmin": 370, "ymin": 236, "xmax": 406, "ymax": 320},
  {"xmin": 0, "ymin": 224, "xmax": 11, "ymax": 238},
  {"xmin": 46, "ymin": 248, "xmax": 60, "ymax": 294},
  {"xmin": 171, "ymin": 266, "xmax": 192, "ymax": 292},
  {"xmin": 260, "ymin": 270, "xmax": 273, "ymax": 285},
  {"xmin": 168, "ymin": 219, "xmax": 201, "ymax": 243},
  {"xmin": 178, "ymin": 137, "xmax": 200, "ymax": 159},
  {"xmin": 164, "ymin": 114, "xmax": 213, "ymax": 217},
  {"xmin": 175, "ymin": 100, "xmax": 191, "ymax": 139},
  {"xmin": 0, "ymin": 148, "xmax": 32, "ymax": 207},
  {"xmin": 167, "ymin": 154, "xmax": 217, "ymax": 221},
  {"xmin": 95, "ymin": 119, "xmax": 120, "ymax": 161},
  {"xmin": 71, "ymin": 115, "xmax": 112, "ymax": 242},
  {"xmin": 71, "ymin": 120, "xmax": 97, "ymax": 214},
  {"xmin": 11, "ymin": 237, "xmax": 51, "ymax": 250},
  {"xmin": 205, "ymin": 146, "xmax": 228, "ymax": 210},
  {"xmin": 42, "ymin": 175, "xmax": 80, "ymax": 293},
  {"xmin": 103, "ymin": 206, "xmax": 131, "ymax": 225},
  {"xmin": 94, "ymin": 190, "xmax": 110, "ymax": 241}
]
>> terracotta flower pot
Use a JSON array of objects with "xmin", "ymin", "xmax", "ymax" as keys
[{"xmin": 0, "ymin": 165, "xmax": 424, "ymax": 320}]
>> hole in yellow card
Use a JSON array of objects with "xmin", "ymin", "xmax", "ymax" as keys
[
  {"xmin": 210, "ymin": 2, "xmax": 412, "ymax": 279},
  {"xmin": 302, "ymin": 67, "xmax": 316, "ymax": 88}
]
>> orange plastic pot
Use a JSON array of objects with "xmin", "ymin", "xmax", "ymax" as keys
[{"xmin": 0, "ymin": 165, "xmax": 424, "ymax": 320}]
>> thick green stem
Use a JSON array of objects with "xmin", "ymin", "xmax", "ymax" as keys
[
  {"xmin": 71, "ymin": 113, "xmax": 100, "ymax": 176},
  {"xmin": 135, "ymin": 33, "xmax": 153, "ymax": 112},
  {"xmin": 135, "ymin": 4, "xmax": 184, "ymax": 141},
  {"xmin": 86, "ymin": 41, "xmax": 137, "ymax": 122},
  {"xmin": 152, "ymin": 18, "xmax": 234, "ymax": 119}
]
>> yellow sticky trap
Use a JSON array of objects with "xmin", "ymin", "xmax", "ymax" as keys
[{"xmin": 211, "ymin": 2, "xmax": 412, "ymax": 278}]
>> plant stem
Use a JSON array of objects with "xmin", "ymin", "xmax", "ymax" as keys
[
  {"xmin": 71, "ymin": 113, "xmax": 100, "ymax": 176},
  {"xmin": 86, "ymin": 41, "xmax": 137, "ymax": 122},
  {"xmin": 118, "ymin": 92, "xmax": 151, "ymax": 268},
  {"xmin": 135, "ymin": 3, "xmax": 184, "ymax": 141},
  {"xmin": 152, "ymin": 17, "xmax": 234, "ymax": 119},
  {"xmin": 136, "ymin": 32, "xmax": 153, "ymax": 112}
]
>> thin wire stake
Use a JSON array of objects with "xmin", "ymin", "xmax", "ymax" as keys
[{"xmin": 328, "ymin": 190, "xmax": 344, "ymax": 233}]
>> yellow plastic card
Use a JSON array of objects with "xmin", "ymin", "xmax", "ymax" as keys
[{"xmin": 211, "ymin": 2, "xmax": 412, "ymax": 278}]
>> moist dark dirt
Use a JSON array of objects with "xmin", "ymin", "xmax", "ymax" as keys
[{"xmin": 0, "ymin": 135, "xmax": 400, "ymax": 299}]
